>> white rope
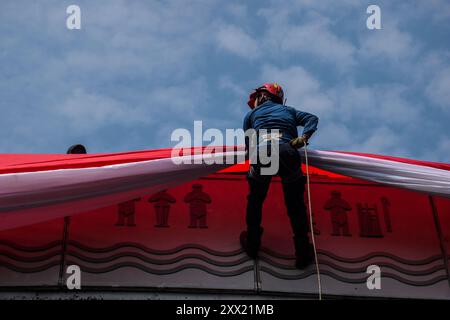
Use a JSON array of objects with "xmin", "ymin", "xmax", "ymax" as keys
[{"xmin": 303, "ymin": 143, "xmax": 323, "ymax": 300}]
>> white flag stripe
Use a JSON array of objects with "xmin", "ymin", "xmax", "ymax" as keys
[
  {"xmin": 305, "ymin": 150, "xmax": 450, "ymax": 198},
  {"xmin": 0, "ymin": 149, "xmax": 449, "ymax": 231}
]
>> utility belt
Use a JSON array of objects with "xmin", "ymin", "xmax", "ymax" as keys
[{"xmin": 258, "ymin": 131, "xmax": 283, "ymax": 145}]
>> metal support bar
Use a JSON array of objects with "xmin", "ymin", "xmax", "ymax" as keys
[{"xmin": 429, "ymin": 195, "xmax": 450, "ymax": 287}]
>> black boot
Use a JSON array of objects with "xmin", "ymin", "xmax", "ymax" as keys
[
  {"xmin": 240, "ymin": 227, "xmax": 264, "ymax": 259},
  {"xmin": 294, "ymin": 236, "xmax": 315, "ymax": 269}
]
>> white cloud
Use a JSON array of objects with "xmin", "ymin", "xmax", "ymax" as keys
[
  {"xmin": 315, "ymin": 123, "xmax": 353, "ymax": 149},
  {"xmin": 219, "ymin": 76, "xmax": 247, "ymax": 97},
  {"xmin": 225, "ymin": 4, "xmax": 248, "ymax": 19},
  {"xmin": 260, "ymin": 65, "xmax": 334, "ymax": 116},
  {"xmin": 412, "ymin": 0, "xmax": 450, "ymax": 23},
  {"xmin": 144, "ymin": 78, "xmax": 210, "ymax": 120},
  {"xmin": 358, "ymin": 23, "xmax": 417, "ymax": 62},
  {"xmin": 216, "ymin": 24, "xmax": 260, "ymax": 59},
  {"xmin": 259, "ymin": 0, "xmax": 360, "ymax": 16},
  {"xmin": 426, "ymin": 67, "xmax": 450, "ymax": 111},
  {"xmin": 329, "ymin": 82, "xmax": 423, "ymax": 126},
  {"xmin": 279, "ymin": 19, "xmax": 356, "ymax": 69},
  {"xmin": 256, "ymin": 1, "xmax": 358, "ymax": 71},
  {"xmin": 434, "ymin": 137, "xmax": 450, "ymax": 160},
  {"xmin": 57, "ymin": 89, "xmax": 149, "ymax": 133},
  {"xmin": 0, "ymin": 0, "xmax": 220, "ymax": 152},
  {"xmin": 350, "ymin": 126, "xmax": 410, "ymax": 157}
]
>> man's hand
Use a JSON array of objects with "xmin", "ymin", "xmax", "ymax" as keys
[{"xmin": 290, "ymin": 134, "xmax": 310, "ymax": 149}]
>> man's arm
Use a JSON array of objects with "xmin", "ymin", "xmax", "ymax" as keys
[
  {"xmin": 291, "ymin": 109, "xmax": 319, "ymax": 148},
  {"xmin": 295, "ymin": 110, "xmax": 319, "ymax": 137}
]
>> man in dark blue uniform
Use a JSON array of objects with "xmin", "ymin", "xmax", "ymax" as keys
[{"xmin": 240, "ymin": 83, "xmax": 319, "ymax": 269}]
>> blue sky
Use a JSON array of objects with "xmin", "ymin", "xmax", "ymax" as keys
[{"xmin": 0, "ymin": 0, "xmax": 449, "ymax": 162}]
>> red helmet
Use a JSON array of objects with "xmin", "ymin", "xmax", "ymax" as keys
[{"xmin": 247, "ymin": 83, "xmax": 284, "ymax": 109}]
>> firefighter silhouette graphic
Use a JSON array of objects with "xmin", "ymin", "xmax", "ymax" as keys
[
  {"xmin": 115, "ymin": 198, "xmax": 141, "ymax": 227},
  {"xmin": 381, "ymin": 197, "xmax": 392, "ymax": 232},
  {"xmin": 184, "ymin": 184, "xmax": 212, "ymax": 228},
  {"xmin": 148, "ymin": 190, "xmax": 176, "ymax": 228},
  {"xmin": 357, "ymin": 203, "xmax": 383, "ymax": 238},
  {"xmin": 311, "ymin": 212, "xmax": 320, "ymax": 235},
  {"xmin": 324, "ymin": 191, "xmax": 352, "ymax": 236}
]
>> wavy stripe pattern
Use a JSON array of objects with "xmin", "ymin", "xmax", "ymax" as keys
[{"xmin": 0, "ymin": 241, "xmax": 448, "ymax": 288}]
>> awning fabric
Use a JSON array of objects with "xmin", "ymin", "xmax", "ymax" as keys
[{"xmin": 0, "ymin": 146, "xmax": 449, "ymax": 231}]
